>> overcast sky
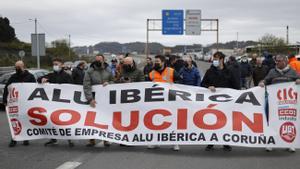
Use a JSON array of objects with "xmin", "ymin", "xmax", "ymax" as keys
[{"xmin": 1, "ymin": 0, "xmax": 300, "ymax": 47}]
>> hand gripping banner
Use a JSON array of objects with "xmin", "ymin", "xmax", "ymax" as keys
[{"xmin": 6, "ymin": 82, "xmax": 300, "ymax": 148}]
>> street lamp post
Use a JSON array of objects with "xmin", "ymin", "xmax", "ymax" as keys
[{"xmin": 29, "ymin": 18, "xmax": 40, "ymax": 69}]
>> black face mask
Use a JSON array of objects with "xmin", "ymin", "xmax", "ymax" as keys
[
  {"xmin": 16, "ymin": 68, "xmax": 23, "ymax": 74},
  {"xmin": 184, "ymin": 62, "xmax": 189, "ymax": 68},
  {"xmin": 95, "ymin": 61, "xmax": 103, "ymax": 68},
  {"xmin": 154, "ymin": 63, "xmax": 162, "ymax": 71},
  {"xmin": 123, "ymin": 64, "xmax": 134, "ymax": 72}
]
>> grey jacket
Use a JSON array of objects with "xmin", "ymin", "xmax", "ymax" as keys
[
  {"xmin": 264, "ymin": 67, "xmax": 300, "ymax": 85},
  {"xmin": 117, "ymin": 67, "xmax": 144, "ymax": 83},
  {"xmin": 83, "ymin": 63, "xmax": 113, "ymax": 101}
]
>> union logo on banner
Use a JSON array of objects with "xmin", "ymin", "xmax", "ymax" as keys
[
  {"xmin": 277, "ymin": 87, "xmax": 298, "ymax": 105},
  {"xmin": 11, "ymin": 118, "xmax": 22, "ymax": 135},
  {"xmin": 280, "ymin": 122, "xmax": 296, "ymax": 143},
  {"xmin": 8, "ymin": 87, "xmax": 19, "ymax": 103}
]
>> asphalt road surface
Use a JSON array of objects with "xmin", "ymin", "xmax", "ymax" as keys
[{"xmin": 0, "ymin": 61, "xmax": 299, "ymax": 169}]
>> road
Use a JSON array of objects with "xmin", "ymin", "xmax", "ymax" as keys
[{"xmin": 0, "ymin": 61, "xmax": 299, "ymax": 169}]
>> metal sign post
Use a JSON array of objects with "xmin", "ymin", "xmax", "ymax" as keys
[{"xmin": 145, "ymin": 10, "xmax": 219, "ymax": 57}]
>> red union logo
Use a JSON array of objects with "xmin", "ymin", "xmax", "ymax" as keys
[
  {"xmin": 8, "ymin": 106, "xmax": 19, "ymax": 114},
  {"xmin": 9, "ymin": 87, "xmax": 19, "ymax": 99},
  {"xmin": 11, "ymin": 118, "xmax": 22, "ymax": 135},
  {"xmin": 277, "ymin": 88, "xmax": 298, "ymax": 105},
  {"xmin": 8, "ymin": 87, "xmax": 19, "ymax": 103},
  {"xmin": 280, "ymin": 122, "xmax": 296, "ymax": 143}
]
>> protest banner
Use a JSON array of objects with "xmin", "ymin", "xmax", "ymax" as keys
[{"xmin": 6, "ymin": 82, "xmax": 300, "ymax": 148}]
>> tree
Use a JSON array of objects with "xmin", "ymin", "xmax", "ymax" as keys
[
  {"xmin": 258, "ymin": 34, "xmax": 288, "ymax": 54},
  {"xmin": 48, "ymin": 39, "xmax": 77, "ymax": 61},
  {"xmin": 0, "ymin": 17, "xmax": 16, "ymax": 42}
]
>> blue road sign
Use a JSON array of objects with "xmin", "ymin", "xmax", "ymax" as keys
[{"xmin": 162, "ymin": 10, "xmax": 184, "ymax": 35}]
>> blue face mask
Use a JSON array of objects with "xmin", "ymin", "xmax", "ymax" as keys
[{"xmin": 212, "ymin": 60, "xmax": 220, "ymax": 67}]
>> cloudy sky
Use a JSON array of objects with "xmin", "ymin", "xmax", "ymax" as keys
[{"xmin": 1, "ymin": 0, "xmax": 300, "ymax": 47}]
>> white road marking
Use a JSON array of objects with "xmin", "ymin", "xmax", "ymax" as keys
[{"xmin": 56, "ymin": 161, "xmax": 82, "ymax": 169}]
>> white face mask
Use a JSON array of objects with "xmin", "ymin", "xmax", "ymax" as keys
[
  {"xmin": 53, "ymin": 65, "xmax": 61, "ymax": 72},
  {"xmin": 212, "ymin": 60, "xmax": 220, "ymax": 67}
]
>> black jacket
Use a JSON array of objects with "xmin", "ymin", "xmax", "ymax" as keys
[
  {"xmin": 3, "ymin": 70, "xmax": 36, "ymax": 104},
  {"xmin": 72, "ymin": 66, "xmax": 85, "ymax": 85},
  {"xmin": 263, "ymin": 57, "xmax": 275, "ymax": 72},
  {"xmin": 143, "ymin": 63, "xmax": 153, "ymax": 81},
  {"xmin": 38, "ymin": 70, "xmax": 72, "ymax": 84},
  {"xmin": 201, "ymin": 65, "xmax": 240, "ymax": 89},
  {"xmin": 240, "ymin": 62, "xmax": 252, "ymax": 78},
  {"xmin": 227, "ymin": 61, "xmax": 241, "ymax": 89},
  {"xmin": 253, "ymin": 65, "xmax": 269, "ymax": 86}
]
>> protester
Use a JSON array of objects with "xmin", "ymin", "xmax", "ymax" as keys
[
  {"xmin": 39, "ymin": 58, "xmax": 75, "ymax": 147},
  {"xmin": 3, "ymin": 60, "xmax": 36, "ymax": 147},
  {"xmin": 143, "ymin": 57, "xmax": 153, "ymax": 81},
  {"xmin": 262, "ymin": 52, "xmax": 275, "ymax": 72},
  {"xmin": 64, "ymin": 65, "xmax": 72, "ymax": 75},
  {"xmin": 250, "ymin": 53, "xmax": 258, "ymax": 69},
  {"xmin": 240, "ymin": 56, "xmax": 253, "ymax": 89},
  {"xmin": 118, "ymin": 57, "xmax": 144, "ymax": 83},
  {"xmin": 259, "ymin": 55, "xmax": 300, "ymax": 152},
  {"xmin": 174, "ymin": 56, "xmax": 185, "ymax": 72},
  {"xmin": 72, "ymin": 61, "xmax": 86, "ymax": 85},
  {"xmin": 115, "ymin": 54, "xmax": 125, "ymax": 81},
  {"xmin": 179, "ymin": 56, "xmax": 201, "ymax": 86},
  {"xmin": 83, "ymin": 54, "xmax": 114, "ymax": 147},
  {"xmin": 226, "ymin": 56, "xmax": 241, "ymax": 89},
  {"xmin": 148, "ymin": 55, "xmax": 181, "ymax": 151},
  {"xmin": 288, "ymin": 54, "xmax": 300, "ymax": 75},
  {"xmin": 110, "ymin": 58, "xmax": 118, "ymax": 78},
  {"xmin": 252, "ymin": 57, "xmax": 269, "ymax": 86},
  {"xmin": 201, "ymin": 51, "xmax": 240, "ymax": 151},
  {"xmin": 115, "ymin": 56, "xmax": 144, "ymax": 146}
]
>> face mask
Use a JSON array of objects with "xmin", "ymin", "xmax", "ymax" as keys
[
  {"xmin": 242, "ymin": 59, "xmax": 247, "ymax": 63},
  {"xmin": 212, "ymin": 60, "xmax": 220, "ymax": 67},
  {"xmin": 15, "ymin": 68, "xmax": 23, "ymax": 74},
  {"xmin": 95, "ymin": 61, "xmax": 103, "ymax": 67},
  {"xmin": 53, "ymin": 65, "xmax": 61, "ymax": 72},
  {"xmin": 123, "ymin": 64, "xmax": 134, "ymax": 72},
  {"xmin": 184, "ymin": 62, "xmax": 189, "ymax": 68},
  {"xmin": 154, "ymin": 63, "xmax": 162, "ymax": 71}
]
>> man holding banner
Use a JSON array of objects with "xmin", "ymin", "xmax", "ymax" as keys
[
  {"xmin": 148, "ymin": 55, "xmax": 181, "ymax": 151},
  {"xmin": 39, "ymin": 58, "xmax": 75, "ymax": 147},
  {"xmin": 3, "ymin": 60, "xmax": 36, "ymax": 147},
  {"xmin": 83, "ymin": 54, "xmax": 114, "ymax": 147},
  {"xmin": 259, "ymin": 54, "xmax": 300, "ymax": 152},
  {"xmin": 201, "ymin": 51, "xmax": 240, "ymax": 151}
]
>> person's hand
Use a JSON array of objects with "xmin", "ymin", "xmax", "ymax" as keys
[
  {"xmin": 41, "ymin": 78, "xmax": 48, "ymax": 84},
  {"xmin": 89, "ymin": 99, "xmax": 97, "ymax": 108},
  {"xmin": 258, "ymin": 81, "xmax": 265, "ymax": 87},
  {"xmin": 296, "ymin": 79, "xmax": 300, "ymax": 85},
  {"xmin": 208, "ymin": 86, "xmax": 216, "ymax": 92},
  {"xmin": 102, "ymin": 82, "xmax": 109, "ymax": 87}
]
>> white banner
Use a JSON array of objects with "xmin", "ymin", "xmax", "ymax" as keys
[{"xmin": 6, "ymin": 82, "xmax": 300, "ymax": 148}]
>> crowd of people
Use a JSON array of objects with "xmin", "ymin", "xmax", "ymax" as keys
[{"xmin": 2, "ymin": 51, "xmax": 300, "ymax": 152}]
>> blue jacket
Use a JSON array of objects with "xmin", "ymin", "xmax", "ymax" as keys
[{"xmin": 179, "ymin": 66, "xmax": 201, "ymax": 86}]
